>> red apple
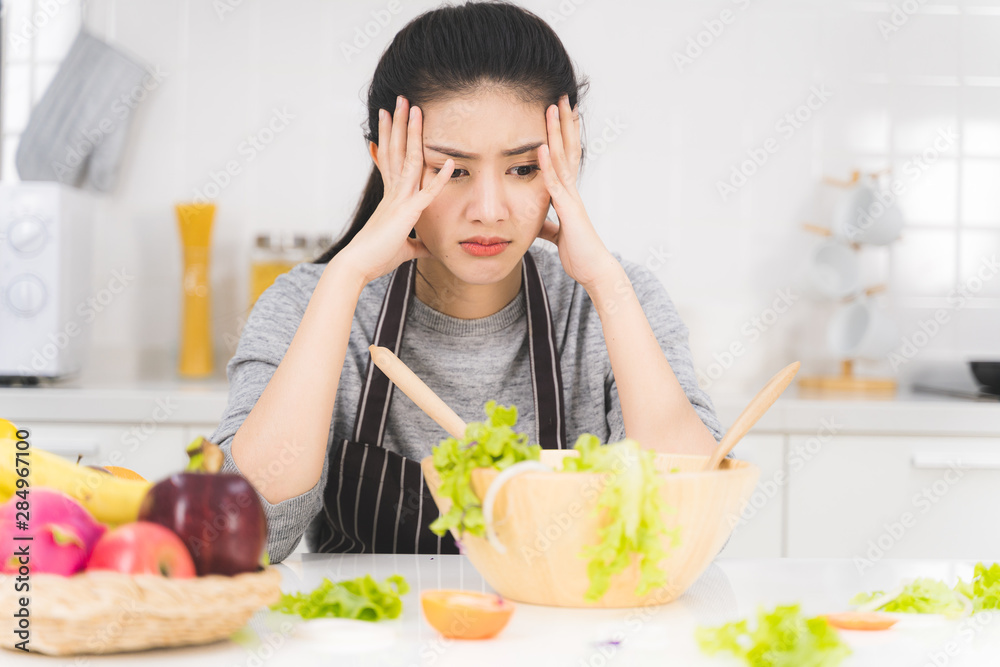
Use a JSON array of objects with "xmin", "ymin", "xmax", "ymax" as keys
[
  {"xmin": 138, "ymin": 472, "xmax": 267, "ymax": 576},
  {"xmin": 86, "ymin": 521, "xmax": 196, "ymax": 577}
]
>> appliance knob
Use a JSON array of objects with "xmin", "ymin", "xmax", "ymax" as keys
[
  {"xmin": 7, "ymin": 217, "xmax": 47, "ymax": 256},
  {"xmin": 5, "ymin": 275, "xmax": 47, "ymax": 317}
]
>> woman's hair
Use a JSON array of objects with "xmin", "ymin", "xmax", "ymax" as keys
[{"xmin": 314, "ymin": 0, "xmax": 589, "ymax": 265}]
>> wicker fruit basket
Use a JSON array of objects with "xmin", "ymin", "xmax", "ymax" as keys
[{"xmin": 0, "ymin": 566, "xmax": 283, "ymax": 656}]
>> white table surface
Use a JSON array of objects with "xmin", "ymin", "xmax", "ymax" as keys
[{"xmin": 5, "ymin": 555, "xmax": 1000, "ymax": 666}]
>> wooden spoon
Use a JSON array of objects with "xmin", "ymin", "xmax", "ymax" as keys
[
  {"xmin": 368, "ymin": 345, "xmax": 467, "ymax": 439},
  {"xmin": 702, "ymin": 361, "xmax": 801, "ymax": 471}
]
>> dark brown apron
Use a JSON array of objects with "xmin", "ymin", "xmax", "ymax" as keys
[{"xmin": 311, "ymin": 251, "xmax": 567, "ymax": 554}]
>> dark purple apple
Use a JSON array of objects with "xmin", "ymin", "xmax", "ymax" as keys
[{"xmin": 137, "ymin": 471, "xmax": 267, "ymax": 576}]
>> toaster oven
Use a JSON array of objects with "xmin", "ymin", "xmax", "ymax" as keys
[{"xmin": 0, "ymin": 182, "xmax": 95, "ymax": 383}]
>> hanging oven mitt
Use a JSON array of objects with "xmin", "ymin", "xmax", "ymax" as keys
[{"xmin": 15, "ymin": 28, "xmax": 152, "ymax": 192}]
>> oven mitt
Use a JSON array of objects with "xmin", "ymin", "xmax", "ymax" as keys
[{"xmin": 15, "ymin": 28, "xmax": 151, "ymax": 192}]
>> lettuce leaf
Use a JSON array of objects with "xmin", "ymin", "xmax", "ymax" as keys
[
  {"xmin": 429, "ymin": 401, "xmax": 541, "ymax": 539},
  {"xmin": 850, "ymin": 577, "xmax": 968, "ymax": 617},
  {"xmin": 270, "ymin": 574, "xmax": 409, "ymax": 621},
  {"xmin": 696, "ymin": 603, "xmax": 851, "ymax": 667},
  {"xmin": 562, "ymin": 434, "xmax": 678, "ymax": 602},
  {"xmin": 955, "ymin": 562, "xmax": 1000, "ymax": 612}
]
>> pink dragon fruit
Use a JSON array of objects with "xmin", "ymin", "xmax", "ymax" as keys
[{"xmin": 0, "ymin": 488, "xmax": 107, "ymax": 575}]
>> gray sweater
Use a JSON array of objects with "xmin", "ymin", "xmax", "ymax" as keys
[{"xmin": 210, "ymin": 245, "xmax": 724, "ymax": 562}]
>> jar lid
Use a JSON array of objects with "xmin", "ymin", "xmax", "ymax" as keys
[{"xmin": 255, "ymin": 233, "xmax": 308, "ymax": 250}]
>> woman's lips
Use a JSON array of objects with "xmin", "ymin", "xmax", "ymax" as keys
[{"xmin": 459, "ymin": 241, "xmax": 510, "ymax": 257}]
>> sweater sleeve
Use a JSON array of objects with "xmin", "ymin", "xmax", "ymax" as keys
[
  {"xmin": 209, "ymin": 265, "xmax": 331, "ymax": 564},
  {"xmin": 603, "ymin": 255, "xmax": 725, "ymax": 447}
]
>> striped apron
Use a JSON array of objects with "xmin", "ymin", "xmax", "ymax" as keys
[{"xmin": 311, "ymin": 251, "xmax": 567, "ymax": 554}]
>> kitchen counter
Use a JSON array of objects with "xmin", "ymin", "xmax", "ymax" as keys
[
  {"xmin": 2, "ymin": 349, "xmax": 998, "ymax": 436},
  {"xmin": 4, "ymin": 555, "xmax": 999, "ymax": 665}
]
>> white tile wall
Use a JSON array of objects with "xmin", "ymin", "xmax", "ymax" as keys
[{"xmin": 1, "ymin": 0, "xmax": 998, "ymax": 393}]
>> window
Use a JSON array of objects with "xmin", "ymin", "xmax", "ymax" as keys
[{"xmin": 1, "ymin": 0, "xmax": 83, "ymax": 181}]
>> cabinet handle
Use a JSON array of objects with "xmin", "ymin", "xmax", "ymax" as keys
[
  {"xmin": 912, "ymin": 452, "xmax": 1000, "ymax": 470},
  {"xmin": 33, "ymin": 439, "xmax": 100, "ymax": 458}
]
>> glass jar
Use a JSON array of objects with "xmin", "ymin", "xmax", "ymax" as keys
[
  {"xmin": 313, "ymin": 233, "xmax": 334, "ymax": 261},
  {"xmin": 249, "ymin": 233, "xmax": 309, "ymax": 307}
]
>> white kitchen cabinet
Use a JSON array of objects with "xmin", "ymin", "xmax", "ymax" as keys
[
  {"xmin": 22, "ymin": 422, "xmax": 189, "ymax": 481},
  {"xmin": 787, "ymin": 435, "xmax": 1000, "ymax": 560},
  {"xmin": 717, "ymin": 435, "xmax": 785, "ymax": 558}
]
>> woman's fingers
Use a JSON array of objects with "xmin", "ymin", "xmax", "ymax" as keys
[
  {"xmin": 545, "ymin": 102, "xmax": 567, "ymax": 183},
  {"xmin": 400, "ymin": 104, "xmax": 424, "ymax": 194},
  {"xmin": 388, "ymin": 95, "xmax": 408, "ymax": 180},
  {"xmin": 560, "ymin": 95, "xmax": 581, "ymax": 175},
  {"xmin": 375, "ymin": 108, "xmax": 391, "ymax": 183},
  {"xmin": 405, "ymin": 236, "xmax": 433, "ymax": 260},
  {"xmin": 415, "ymin": 158, "xmax": 453, "ymax": 209},
  {"xmin": 538, "ymin": 144, "xmax": 568, "ymax": 204},
  {"xmin": 538, "ymin": 217, "xmax": 560, "ymax": 244}
]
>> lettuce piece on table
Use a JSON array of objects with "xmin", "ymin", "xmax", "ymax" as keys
[
  {"xmin": 270, "ymin": 574, "xmax": 409, "ymax": 621},
  {"xmin": 696, "ymin": 603, "xmax": 851, "ymax": 667},
  {"xmin": 851, "ymin": 577, "xmax": 969, "ymax": 617},
  {"xmin": 955, "ymin": 562, "xmax": 1000, "ymax": 612}
]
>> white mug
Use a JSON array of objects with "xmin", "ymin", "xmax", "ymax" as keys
[
  {"xmin": 826, "ymin": 299, "xmax": 899, "ymax": 359},
  {"xmin": 808, "ymin": 239, "xmax": 860, "ymax": 299},
  {"xmin": 832, "ymin": 182, "xmax": 904, "ymax": 246}
]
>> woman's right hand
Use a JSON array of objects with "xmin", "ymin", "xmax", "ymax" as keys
[{"xmin": 338, "ymin": 96, "xmax": 454, "ymax": 285}]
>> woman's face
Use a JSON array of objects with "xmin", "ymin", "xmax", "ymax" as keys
[{"xmin": 412, "ymin": 90, "xmax": 551, "ymax": 286}]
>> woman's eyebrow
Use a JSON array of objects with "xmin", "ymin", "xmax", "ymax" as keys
[{"xmin": 424, "ymin": 141, "xmax": 545, "ymax": 159}]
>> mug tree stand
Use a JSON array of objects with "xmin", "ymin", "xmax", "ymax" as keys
[
  {"xmin": 798, "ymin": 359, "xmax": 897, "ymax": 394},
  {"xmin": 798, "ymin": 167, "xmax": 900, "ymax": 397}
]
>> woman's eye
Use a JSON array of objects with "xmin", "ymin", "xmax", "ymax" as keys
[
  {"xmin": 431, "ymin": 165, "xmax": 539, "ymax": 179},
  {"xmin": 511, "ymin": 165, "xmax": 540, "ymax": 178},
  {"xmin": 431, "ymin": 167, "xmax": 467, "ymax": 178}
]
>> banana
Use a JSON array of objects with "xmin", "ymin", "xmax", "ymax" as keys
[
  {"xmin": 0, "ymin": 434, "xmax": 152, "ymax": 525},
  {"xmin": 0, "ymin": 419, "xmax": 22, "ymax": 504},
  {"xmin": 0, "ymin": 418, "xmax": 17, "ymax": 441}
]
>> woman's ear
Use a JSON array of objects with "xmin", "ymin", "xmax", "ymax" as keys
[{"xmin": 369, "ymin": 141, "xmax": 379, "ymax": 169}]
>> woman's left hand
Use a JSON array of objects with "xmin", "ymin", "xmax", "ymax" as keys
[{"xmin": 536, "ymin": 94, "xmax": 619, "ymax": 290}]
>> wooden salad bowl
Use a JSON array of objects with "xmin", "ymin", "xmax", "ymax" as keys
[{"xmin": 421, "ymin": 449, "xmax": 759, "ymax": 608}]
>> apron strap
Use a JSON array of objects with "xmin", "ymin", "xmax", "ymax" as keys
[
  {"xmin": 352, "ymin": 260, "xmax": 417, "ymax": 446},
  {"xmin": 356, "ymin": 253, "xmax": 566, "ymax": 449},
  {"xmin": 521, "ymin": 251, "xmax": 567, "ymax": 449}
]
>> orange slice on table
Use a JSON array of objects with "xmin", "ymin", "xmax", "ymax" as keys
[
  {"xmin": 420, "ymin": 589, "xmax": 515, "ymax": 640},
  {"xmin": 822, "ymin": 611, "xmax": 899, "ymax": 631}
]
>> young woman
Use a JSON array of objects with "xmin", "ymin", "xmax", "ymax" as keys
[{"xmin": 211, "ymin": 1, "xmax": 725, "ymax": 563}]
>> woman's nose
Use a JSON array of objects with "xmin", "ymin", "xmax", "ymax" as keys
[{"xmin": 467, "ymin": 173, "xmax": 508, "ymax": 224}]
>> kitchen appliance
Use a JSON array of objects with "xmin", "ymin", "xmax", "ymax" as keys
[
  {"xmin": 0, "ymin": 182, "xmax": 95, "ymax": 383},
  {"xmin": 970, "ymin": 361, "xmax": 1000, "ymax": 393},
  {"xmin": 912, "ymin": 383, "xmax": 1000, "ymax": 401}
]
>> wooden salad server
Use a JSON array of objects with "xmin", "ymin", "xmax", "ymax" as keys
[
  {"xmin": 368, "ymin": 345, "xmax": 468, "ymax": 439},
  {"xmin": 702, "ymin": 361, "xmax": 801, "ymax": 471}
]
